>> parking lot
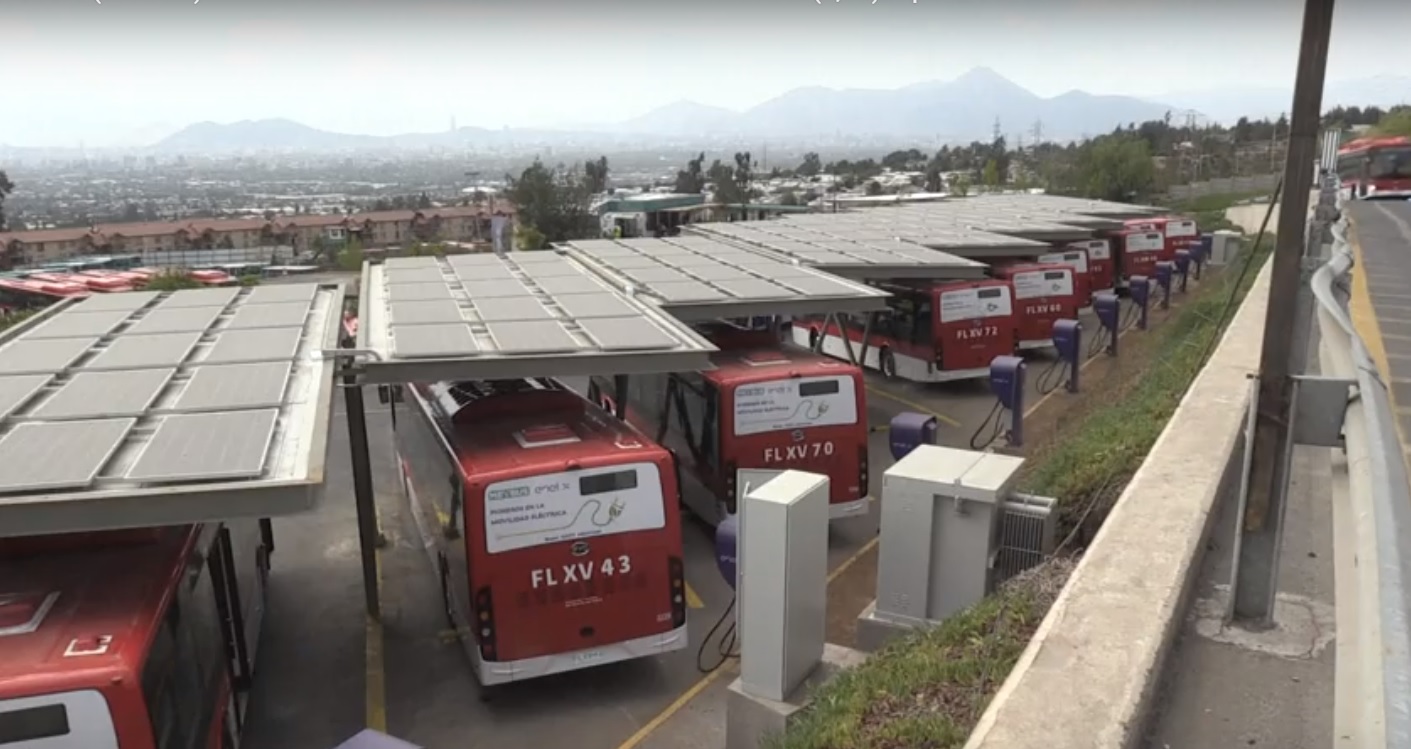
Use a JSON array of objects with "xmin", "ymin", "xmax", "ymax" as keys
[{"xmin": 239, "ymin": 323, "xmax": 1081, "ymax": 749}]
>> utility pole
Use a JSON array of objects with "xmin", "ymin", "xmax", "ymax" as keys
[
  {"xmin": 1229, "ymin": 0, "xmax": 1335, "ymax": 626},
  {"xmin": 992, "ymin": 117, "xmax": 1002, "ymax": 143},
  {"xmin": 1030, "ymin": 119, "xmax": 1043, "ymax": 147}
]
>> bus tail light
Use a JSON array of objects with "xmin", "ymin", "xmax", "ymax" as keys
[
  {"xmin": 858, "ymin": 444, "xmax": 869, "ymax": 493},
  {"xmin": 668, "ymin": 555, "xmax": 687, "ymax": 628},
  {"xmin": 724, "ymin": 460, "xmax": 738, "ymax": 514},
  {"xmin": 474, "ymin": 586, "xmax": 498, "ymax": 661}
]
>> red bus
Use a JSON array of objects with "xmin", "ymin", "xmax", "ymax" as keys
[
  {"xmin": 1338, "ymin": 135, "xmax": 1411, "ymax": 198},
  {"xmin": 1066, "ymin": 239, "xmax": 1115, "ymax": 297},
  {"xmin": 1036, "ymin": 247, "xmax": 1093, "ymax": 307},
  {"xmin": 0, "ymin": 278, "xmax": 87, "ymax": 311},
  {"xmin": 1111, "ymin": 228, "xmax": 1166, "ymax": 284},
  {"xmin": 1123, "ymin": 217, "xmax": 1198, "ymax": 260},
  {"xmin": 388, "ymin": 378, "xmax": 689, "ymax": 689},
  {"xmin": 589, "ymin": 333, "xmax": 870, "ymax": 525},
  {"xmin": 992, "ymin": 263, "xmax": 1080, "ymax": 349},
  {"xmin": 187, "ymin": 270, "xmax": 237, "ymax": 287},
  {"xmin": 0, "ymin": 521, "xmax": 272, "ymax": 749},
  {"xmin": 794, "ymin": 278, "xmax": 1017, "ymax": 383}
]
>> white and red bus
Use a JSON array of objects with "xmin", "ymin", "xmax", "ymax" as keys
[
  {"xmin": 588, "ymin": 328, "xmax": 870, "ymax": 525},
  {"xmin": 387, "ymin": 378, "xmax": 689, "ymax": 689},
  {"xmin": 0, "ymin": 520, "xmax": 272, "ymax": 749},
  {"xmin": 0, "ymin": 277, "xmax": 88, "ymax": 311},
  {"xmin": 794, "ymin": 278, "xmax": 1017, "ymax": 383},
  {"xmin": 991, "ymin": 263, "xmax": 1079, "ymax": 349},
  {"xmin": 1108, "ymin": 228, "xmax": 1166, "ymax": 285},
  {"xmin": 1036, "ymin": 246, "xmax": 1094, "ymax": 307},
  {"xmin": 1338, "ymin": 135, "xmax": 1411, "ymax": 198},
  {"xmin": 1123, "ymin": 217, "xmax": 1198, "ymax": 260}
]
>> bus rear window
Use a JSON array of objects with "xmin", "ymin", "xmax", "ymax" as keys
[
  {"xmin": 733, "ymin": 375, "xmax": 859, "ymax": 437},
  {"xmin": 939, "ymin": 286, "xmax": 1013, "ymax": 322},
  {"xmin": 0, "ymin": 704, "xmax": 68, "ymax": 743},
  {"xmin": 484, "ymin": 462, "xmax": 665, "ymax": 554}
]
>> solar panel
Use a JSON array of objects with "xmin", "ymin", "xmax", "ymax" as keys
[
  {"xmin": 0, "ymin": 418, "xmax": 135, "ymax": 493},
  {"xmin": 124, "ymin": 306, "xmax": 224, "ymax": 335},
  {"xmin": 385, "ymin": 266, "xmax": 446, "ymax": 284},
  {"xmin": 579, "ymin": 317, "xmax": 680, "ymax": 351},
  {"xmin": 390, "ymin": 324, "xmax": 479, "ymax": 358},
  {"xmin": 535, "ymin": 275, "xmax": 607, "ymax": 295},
  {"xmin": 83, "ymin": 332, "xmax": 202, "ymax": 371},
  {"xmin": 554, "ymin": 294, "xmax": 638, "ymax": 320},
  {"xmin": 388, "ymin": 300, "xmax": 466, "ymax": 325},
  {"xmin": 31, "ymin": 369, "xmax": 175, "ymax": 419},
  {"xmin": 461, "ymin": 280, "xmax": 529, "ymax": 299},
  {"xmin": 486, "ymin": 321, "xmax": 580, "ymax": 354},
  {"xmin": 23, "ymin": 310, "xmax": 133, "ymax": 340},
  {"xmin": 202, "ymin": 328, "xmax": 303, "ymax": 364},
  {"xmin": 126, "ymin": 409, "xmax": 278, "ymax": 483},
  {"xmin": 0, "ymin": 337, "xmax": 99, "ymax": 375},
  {"xmin": 387, "ymin": 256, "xmax": 441, "ymax": 268},
  {"xmin": 225, "ymin": 302, "xmax": 311, "ymax": 330},
  {"xmin": 245, "ymin": 284, "xmax": 319, "ymax": 305},
  {"xmin": 473, "ymin": 297, "xmax": 554, "ymax": 322},
  {"xmin": 0, "ymin": 375, "xmax": 50, "ymax": 420},
  {"xmin": 69, "ymin": 291, "xmax": 160, "ymax": 313},
  {"xmin": 447, "ymin": 253, "xmax": 505, "ymax": 267},
  {"xmin": 388, "ymin": 282, "xmax": 454, "ymax": 302},
  {"xmin": 173, "ymin": 362, "xmax": 293, "ymax": 411},
  {"xmin": 160, "ymin": 287, "xmax": 241, "ymax": 309}
]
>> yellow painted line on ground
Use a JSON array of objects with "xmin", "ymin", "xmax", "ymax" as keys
[
  {"xmin": 827, "ymin": 537, "xmax": 880, "ymax": 584},
  {"xmin": 864, "ymin": 384, "xmax": 963, "ymax": 427},
  {"xmin": 366, "ymin": 515, "xmax": 388, "ymax": 733},
  {"xmin": 1347, "ymin": 216, "xmax": 1409, "ymax": 453}
]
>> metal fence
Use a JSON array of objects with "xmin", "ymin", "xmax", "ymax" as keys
[{"xmin": 1310, "ymin": 183, "xmax": 1411, "ymax": 748}]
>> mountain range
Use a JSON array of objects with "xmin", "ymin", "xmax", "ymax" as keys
[{"xmin": 10, "ymin": 68, "xmax": 1408, "ymax": 156}]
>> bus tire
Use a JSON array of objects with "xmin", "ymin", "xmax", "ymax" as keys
[
  {"xmin": 879, "ymin": 347, "xmax": 897, "ymax": 380},
  {"xmin": 808, "ymin": 328, "xmax": 820, "ymax": 350}
]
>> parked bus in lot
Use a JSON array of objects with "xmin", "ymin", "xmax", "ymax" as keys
[
  {"xmin": 795, "ymin": 278, "xmax": 1017, "ymax": 383},
  {"xmin": 387, "ymin": 378, "xmax": 689, "ymax": 689},
  {"xmin": 1123, "ymin": 217, "xmax": 1198, "ymax": 259},
  {"xmin": 1337, "ymin": 135, "xmax": 1411, "ymax": 198},
  {"xmin": 991, "ymin": 263, "xmax": 1079, "ymax": 349},
  {"xmin": 1036, "ymin": 247, "xmax": 1093, "ymax": 306},
  {"xmin": 0, "ymin": 521, "xmax": 272, "ymax": 749},
  {"xmin": 588, "ymin": 334, "xmax": 870, "ymax": 525}
]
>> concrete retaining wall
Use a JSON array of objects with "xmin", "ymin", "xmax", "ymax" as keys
[{"xmin": 962, "ymin": 261, "xmax": 1272, "ymax": 749}]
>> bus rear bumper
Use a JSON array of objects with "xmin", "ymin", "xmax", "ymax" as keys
[
  {"xmin": 475, "ymin": 623, "xmax": 689, "ymax": 686},
  {"xmin": 830, "ymin": 497, "xmax": 870, "ymax": 520}
]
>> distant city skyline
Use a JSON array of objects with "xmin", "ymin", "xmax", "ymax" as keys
[{"xmin": 3, "ymin": 0, "xmax": 1409, "ymax": 147}]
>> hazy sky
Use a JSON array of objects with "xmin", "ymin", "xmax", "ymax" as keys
[{"xmin": 3, "ymin": 0, "xmax": 1408, "ymax": 147}]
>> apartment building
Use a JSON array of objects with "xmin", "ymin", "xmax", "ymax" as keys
[{"xmin": 0, "ymin": 205, "xmax": 514, "ymax": 267}]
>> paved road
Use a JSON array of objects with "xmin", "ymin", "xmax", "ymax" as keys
[{"xmin": 1347, "ymin": 200, "xmax": 1411, "ymax": 459}]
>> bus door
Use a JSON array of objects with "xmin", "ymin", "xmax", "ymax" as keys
[
  {"xmin": 721, "ymin": 370, "xmax": 866, "ymax": 517},
  {"xmin": 470, "ymin": 460, "xmax": 684, "ymax": 665}
]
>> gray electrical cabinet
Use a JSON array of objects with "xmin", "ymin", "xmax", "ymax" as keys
[{"xmin": 874, "ymin": 445, "xmax": 1025, "ymax": 625}]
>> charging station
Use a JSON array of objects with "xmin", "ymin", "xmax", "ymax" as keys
[
  {"xmin": 1043, "ymin": 319, "xmax": 1082, "ymax": 394},
  {"xmin": 726, "ymin": 470, "xmax": 865, "ymax": 749},
  {"xmin": 1154, "ymin": 261, "xmax": 1174, "ymax": 310},
  {"xmin": 970, "ymin": 355, "xmax": 1026, "ymax": 450},
  {"xmin": 1128, "ymin": 275, "xmax": 1153, "ymax": 331},
  {"xmin": 1093, "ymin": 293, "xmax": 1121, "ymax": 358},
  {"xmin": 889, "ymin": 412, "xmax": 939, "ymax": 460},
  {"xmin": 1173, "ymin": 249, "xmax": 1192, "ymax": 293},
  {"xmin": 856, "ymin": 445, "xmax": 1029, "ymax": 651}
]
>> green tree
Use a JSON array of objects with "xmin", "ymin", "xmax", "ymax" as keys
[
  {"xmin": 865, "ymin": 180, "xmax": 884, "ymax": 196},
  {"xmin": 796, "ymin": 152, "xmax": 822, "ymax": 177},
  {"xmin": 950, "ymin": 174, "xmax": 971, "ymax": 197},
  {"xmin": 515, "ymin": 223, "xmax": 548, "ymax": 251},
  {"xmin": 0, "ymin": 170, "xmax": 13, "ymax": 230},
  {"xmin": 982, "ymin": 159, "xmax": 1000, "ymax": 187},
  {"xmin": 673, "ymin": 153, "xmax": 707, "ymax": 194},
  {"xmin": 1372, "ymin": 107, "xmax": 1411, "ymax": 137},
  {"xmin": 777, "ymin": 190, "xmax": 802, "ymax": 206},
  {"xmin": 583, "ymin": 156, "xmax": 610, "ymax": 194},
  {"xmin": 337, "ymin": 239, "xmax": 365, "ymax": 272},
  {"xmin": 1073, "ymin": 134, "xmax": 1156, "ymax": 202},
  {"xmin": 505, "ymin": 159, "xmax": 596, "ymax": 247},
  {"xmin": 145, "ymin": 271, "xmax": 203, "ymax": 291}
]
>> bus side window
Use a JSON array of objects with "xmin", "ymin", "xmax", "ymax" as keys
[
  {"xmin": 912, "ymin": 299, "xmax": 934, "ymax": 345},
  {"xmin": 700, "ymin": 382, "xmax": 720, "ymax": 470}
]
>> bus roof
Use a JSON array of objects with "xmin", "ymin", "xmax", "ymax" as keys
[
  {"xmin": 1338, "ymin": 135, "xmax": 1411, "ymax": 154},
  {"xmin": 0, "ymin": 526, "xmax": 189, "ymax": 693},
  {"xmin": 415, "ymin": 380, "xmax": 665, "ymax": 478},
  {"xmin": 703, "ymin": 346, "xmax": 861, "ymax": 386}
]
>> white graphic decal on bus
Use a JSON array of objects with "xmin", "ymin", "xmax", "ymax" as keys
[
  {"xmin": 1126, "ymin": 233, "xmax": 1164, "ymax": 253},
  {"xmin": 733, "ymin": 376, "xmax": 858, "ymax": 437},
  {"xmin": 531, "ymin": 555, "xmax": 633, "ymax": 588},
  {"xmin": 1011, "ymin": 270, "xmax": 1074, "ymax": 300},
  {"xmin": 939, "ymin": 287, "xmax": 1013, "ymax": 323},
  {"xmin": 484, "ymin": 463, "xmax": 664, "ymax": 554}
]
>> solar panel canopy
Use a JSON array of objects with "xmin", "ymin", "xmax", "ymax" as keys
[
  {"xmin": 0, "ymin": 282, "xmax": 344, "ymax": 538},
  {"xmin": 356, "ymin": 252, "xmax": 718, "ymax": 383}
]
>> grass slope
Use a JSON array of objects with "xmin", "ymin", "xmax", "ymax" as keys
[{"xmin": 771, "ymin": 235, "xmax": 1274, "ymax": 749}]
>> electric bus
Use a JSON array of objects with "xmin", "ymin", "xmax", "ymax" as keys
[
  {"xmin": 588, "ymin": 329, "xmax": 870, "ymax": 526},
  {"xmin": 0, "ymin": 521, "xmax": 273, "ymax": 749},
  {"xmin": 386, "ymin": 378, "xmax": 689, "ymax": 689}
]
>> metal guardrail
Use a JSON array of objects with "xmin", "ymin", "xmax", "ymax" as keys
[{"xmin": 1309, "ymin": 182, "xmax": 1411, "ymax": 748}]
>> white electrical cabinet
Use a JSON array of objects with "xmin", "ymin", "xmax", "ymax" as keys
[
  {"xmin": 738, "ymin": 470, "xmax": 830, "ymax": 702},
  {"xmin": 874, "ymin": 445, "xmax": 1024, "ymax": 625},
  {"xmin": 1207, "ymin": 230, "xmax": 1243, "ymax": 266}
]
